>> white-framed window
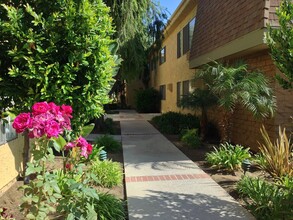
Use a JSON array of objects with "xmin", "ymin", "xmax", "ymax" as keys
[{"xmin": 0, "ymin": 116, "xmax": 17, "ymax": 145}]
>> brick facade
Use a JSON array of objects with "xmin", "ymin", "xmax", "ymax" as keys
[
  {"xmin": 207, "ymin": 50, "xmax": 293, "ymax": 151},
  {"xmin": 190, "ymin": 0, "xmax": 266, "ymax": 60},
  {"xmin": 269, "ymin": 0, "xmax": 282, "ymax": 27}
]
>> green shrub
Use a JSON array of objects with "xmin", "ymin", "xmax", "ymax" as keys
[
  {"xmin": 152, "ymin": 112, "xmax": 200, "ymax": 134},
  {"xmin": 90, "ymin": 159, "xmax": 123, "ymax": 188},
  {"xmin": 94, "ymin": 135, "xmax": 121, "ymax": 153},
  {"xmin": 95, "ymin": 193, "xmax": 126, "ymax": 220},
  {"xmin": 253, "ymin": 153, "xmax": 268, "ymax": 169},
  {"xmin": 237, "ymin": 176, "xmax": 293, "ymax": 220},
  {"xmin": 205, "ymin": 143, "xmax": 251, "ymax": 171},
  {"xmin": 181, "ymin": 129, "xmax": 201, "ymax": 148},
  {"xmin": 135, "ymin": 88, "xmax": 161, "ymax": 113},
  {"xmin": 104, "ymin": 118, "xmax": 115, "ymax": 134}
]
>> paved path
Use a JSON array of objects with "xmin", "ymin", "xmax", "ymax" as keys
[{"xmin": 115, "ymin": 110, "xmax": 254, "ymax": 220}]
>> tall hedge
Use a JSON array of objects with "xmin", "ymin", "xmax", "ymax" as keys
[
  {"xmin": 135, "ymin": 88, "xmax": 161, "ymax": 113},
  {"xmin": 0, "ymin": 0, "xmax": 115, "ymax": 129}
]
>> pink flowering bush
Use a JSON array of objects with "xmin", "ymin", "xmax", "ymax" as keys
[
  {"xmin": 13, "ymin": 101, "xmax": 72, "ymax": 139},
  {"xmin": 65, "ymin": 136, "xmax": 93, "ymax": 158},
  {"xmin": 12, "ymin": 101, "xmax": 93, "ymax": 158},
  {"xmin": 13, "ymin": 102, "xmax": 97, "ymax": 219}
]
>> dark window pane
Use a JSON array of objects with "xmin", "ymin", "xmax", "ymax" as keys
[
  {"xmin": 177, "ymin": 82, "xmax": 181, "ymax": 106},
  {"xmin": 160, "ymin": 85, "xmax": 166, "ymax": 100},
  {"xmin": 183, "ymin": 24, "xmax": 189, "ymax": 54},
  {"xmin": 177, "ymin": 32, "xmax": 181, "ymax": 58},
  {"xmin": 183, "ymin": 80, "xmax": 190, "ymax": 96}
]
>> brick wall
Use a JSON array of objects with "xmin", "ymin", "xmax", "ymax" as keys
[
  {"xmin": 269, "ymin": 0, "xmax": 281, "ymax": 27},
  {"xmin": 190, "ymin": 0, "xmax": 266, "ymax": 60},
  {"xmin": 206, "ymin": 50, "xmax": 293, "ymax": 151}
]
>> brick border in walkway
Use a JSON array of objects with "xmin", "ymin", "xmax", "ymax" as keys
[{"xmin": 125, "ymin": 173, "xmax": 210, "ymax": 183}]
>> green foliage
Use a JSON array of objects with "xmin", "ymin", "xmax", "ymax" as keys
[
  {"xmin": 197, "ymin": 61, "xmax": 276, "ymax": 142},
  {"xmin": 266, "ymin": 0, "xmax": 293, "ymax": 89},
  {"xmin": 180, "ymin": 88, "xmax": 217, "ymax": 110},
  {"xmin": 259, "ymin": 126, "xmax": 293, "ymax": 178},
  {"xmin": 104, "ymin": 0, "xmax": 168, "ymax": 81},
  {"xmin": 94, "ymin": 135, "xmax": 121, "ymax": 153},
  {"xmin": 152, "ymin": 112, "xmax": 200, "ymax": 134},
  {"xmin": 54, "ymin": 168, "xmax": 99, "ymax": 220},
  {"xmin": 103, "ymin": 118, "xmax": 116, "ymax": 135},
  {"xmin": 197, "ymin": 61, "xmax": 276, "ymax": 118},
  {"xmin": 0, "ymin": 0, "xmax": 116, "ymax": 130},
  {"xmin": 253, "ymin": 153, "xmax": 268, "ymax": 169},
  {"xmin": 205, "ymin": 143, "xmax": 251, "ymax": 171},
  {"xmin": 180, "ymin": 88, "xmax": 217, "ymax": 139},
  {"xmin": 19, "ymin": 138, "xmax": 100, "ymax": 220},
  {"xmin": 90, "ymin": 159, "xmax": 123, "ymax": 188},
  {"xmin": 95, "ymin": 193, "xmax": 126, "ymax": 220},
  {"xmin": 237, "ymin": 176, "xmax": 293, "ymax": 220},
  {"xmin": 135, "ymin": 88, "xmax": 161, "ymax": 113},
  {"xmin": 180, "ymin": 129, "xmax": 201, "ymax": 148}
]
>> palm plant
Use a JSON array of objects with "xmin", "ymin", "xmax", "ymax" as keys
[
  {"xmin": 197, "ymin": 61, "xmax": 276, "ymax": 142},
  {"xmin": 180, "ymin": 88, "xmax": 217, "ymax": 140}
]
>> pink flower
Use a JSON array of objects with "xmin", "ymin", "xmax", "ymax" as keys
[
  {"xmin": 29, "ymin": 126, "xmax": 45, "ymax": 138},
  {"xmin": 61, "ymin": 104, "xmax": 73, "ymax": 118},
  {"xmin": 12, "ymin": 113, "xmax": 32, "ymax": 133},
  {"xmin": 76, "ymin": 136, "xmax": 88, "ymax": 148},
  {"xmin": 48, "ymin": 102, "xmax": 60, "ymax": 115},
  {"xmin": 80, "ymin": 146, "xmax": 88, "ymax": 158},
  {"xmin": 32, "ymin": 102, "xmax": 50, "ymax": 115},
  {"xmin": 64, "ymin": 142, "xmax": 75, "ymax": 150},
  {"xmin": 44, "ymin": 120, "xmax": 61, "ymax": 138},
  {"xmin": 87, "ymin": 144, "xmax": 93, "ymax": 154}
]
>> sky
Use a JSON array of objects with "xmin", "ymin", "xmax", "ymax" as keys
[{"xmin": 159, "ymin": 0, "xmax": 182, "ymax": 18}]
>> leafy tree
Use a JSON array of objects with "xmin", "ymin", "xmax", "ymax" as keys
[
  {"xmin": 197, "ymin": 61, "xmax": 276, "ymax": 142},
  {"xmin": 104, "ymin": 0, "xmax": 168, "ymax": 81},
  {"xmin": 180, "ymin": 88, "xmax": 217, "ymax": 140},
  {"xmin": 0, "ymin": 0, "xmax": 116, "ymax": 182},
  {"xmin": 0, "ymin": 0, "xmax": 115, "ymax": 129},
  {"xmin": 266, "ymin": 0, "xmax": 293, "ymax": 89}
]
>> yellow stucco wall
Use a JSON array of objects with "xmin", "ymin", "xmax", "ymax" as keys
[
  {"xmin": 150, "ymin": 1, "xmax": 197, "ymax": 114},
  {"xmin": 0, "ymin": 136, "xmax": 24, "ymax": 193}
]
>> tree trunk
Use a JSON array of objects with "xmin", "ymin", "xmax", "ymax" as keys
[
  {"xmin": 200, "ymin": 108, "xmax": 208, "ymax": 141},
  {"xmin": 220, "ymin": 111, "xmax": 232, "ymax": 143},
  {"xmin": 23, "ymin": 130, "xmax": 30, "ymax": 184}
]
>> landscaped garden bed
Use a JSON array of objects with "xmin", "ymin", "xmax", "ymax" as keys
[
  {"xmin": 0, "ymin": 104, "xmax": 127, "ymax": 220},
  {"xmin": 151, "ymin": 112, "xmax": 293, "ymax": 220}
]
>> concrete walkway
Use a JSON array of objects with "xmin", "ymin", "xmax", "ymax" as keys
[{"xmin": 115, "ymin": 110, "xmax": 254, "ymax": 220}]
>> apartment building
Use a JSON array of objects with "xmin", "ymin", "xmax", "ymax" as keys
[
  {"xmin": 149, "ymin": 0, "xmax": 197, "ymax": 114},
  {"xmin": 149, "ymin": 0, "xmax": 293, "ymax": 150}
]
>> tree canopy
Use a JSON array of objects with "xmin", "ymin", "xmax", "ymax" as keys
[
  {"xmin": 266, "ymin": 0, "xmax": 293, "ymax": 89},
  {"xmin": 0, "ymin": 0, "xmax": 116, "ymax": 129},
  {"xmin": 195, "ymin": 61, "xmax": 276, "ymax": 142},
  {"xmin": 104, "ymin": 0, "xmax": 168, "ymax": 81}
]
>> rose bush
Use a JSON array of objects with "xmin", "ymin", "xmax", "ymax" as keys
[
  {"xmin": 12, "ymin": 102, "xmax": 97, "ymax": 219},
  {"xmin": 13, "ymin": 101, "xmax": 72, "ymax": 139}
]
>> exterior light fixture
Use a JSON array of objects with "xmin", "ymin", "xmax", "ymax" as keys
[{"xmin": 99, "ymin": 149, "xmax": 107, "ymax": 161}]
